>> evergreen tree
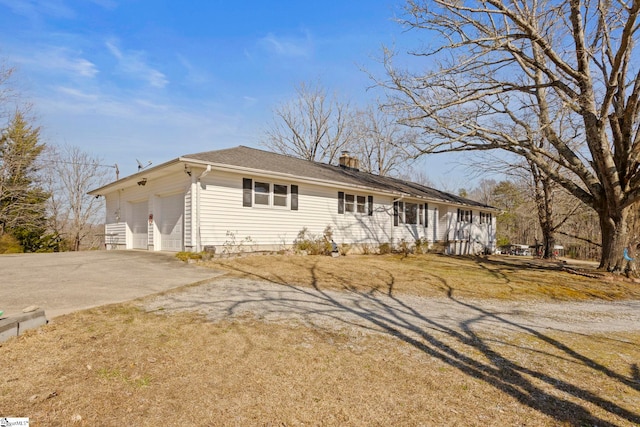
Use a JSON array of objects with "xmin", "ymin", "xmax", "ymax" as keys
[{"xmin": 0, "ymin": 112, "xmax": 50, "ymax": 251}]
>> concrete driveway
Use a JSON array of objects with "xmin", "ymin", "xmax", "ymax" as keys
[{"xmin": 1, "ymin": 250, "xmax": 222, "ymax": 319}]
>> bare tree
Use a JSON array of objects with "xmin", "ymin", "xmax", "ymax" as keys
[
  {"xmin": 379, "ymin": 0, "xmax": 640, "ymax": 271},
  {"xmin": 351, "ymin": 105, "xmax": 417, "ymax": 176},
  {"xmin": 263, "ymin": 81, "xmax": 355, "ymax": 164},
  {"xmin": 44, "ymin": 145, "xmax": 110, "ymax": 251}
]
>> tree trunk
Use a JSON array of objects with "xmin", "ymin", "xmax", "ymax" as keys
[
  {"xmin": 598, "ymin": 204, "xmax": 630, "ymax": 272},
  {"xmin": 531, "ymin": 163, "xmax": 557, "ymax": 259}
]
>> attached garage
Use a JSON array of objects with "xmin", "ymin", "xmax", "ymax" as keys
[
  {"xmin": 131, "ymin": 201, "xmax": 149, "ymax": 249},
  {"xmin": 159, "ymin": 193, "xmax": 184, "ymax": 251}
]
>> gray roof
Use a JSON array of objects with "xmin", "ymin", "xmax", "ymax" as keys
[{"xmin": 183, "ymin": 146, "xmax": 494, "ymax": 209}]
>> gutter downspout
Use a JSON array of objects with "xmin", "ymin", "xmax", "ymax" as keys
[{"xmin": 196, "ymin": 165, "xmax": 212, "ymax": 252}]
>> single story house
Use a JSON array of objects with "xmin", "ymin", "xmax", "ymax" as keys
[{"xmin": 89, "ymin": 146, "xmax": 498, "ymax": 255}]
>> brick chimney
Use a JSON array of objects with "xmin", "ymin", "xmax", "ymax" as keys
[{"xmin": 339, "ymin": 151, "xmax": 360, "ymax": 171}]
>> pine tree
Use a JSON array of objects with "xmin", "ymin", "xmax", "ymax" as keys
[{"xmin": 0, "ymin": 112, "xmax": 50, "ymax": 251}]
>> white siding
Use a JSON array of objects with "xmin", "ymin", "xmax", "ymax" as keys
[
  {"xmin": 198, "ymin": 171, "xmax": 394, "ymax": 250},
  {"xmin": 436, "ymin": 204, "xmax": 450, "ymax": 241},
  {"xmin": 104, "ymin": 222, "xmax": 126, "ymax": 249}
]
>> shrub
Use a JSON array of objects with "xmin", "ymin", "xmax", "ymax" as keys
[
  {"xmin": 339, "ymin": 243, "xmax": 351, "ymax": 256},
  {"xmin": 414, "ymin": 238, "xmax": 429, "ymax": 254},
  {"xmin": 378, "ymin": 242, "xmax": 392, "ymax": 255},
  {"xmin": 175, "ymin": 251, "xmax": 203, "ymax": 262},
  {"xmin": 222, "ymin": 231, "xmax": 254, "ymax": 256},
  {"xmin": 293, "ymin": 227, "xmax": 332, "ymax": 255},
  {"xmin": 398, "ymin": 239, "xmax": 412, "ymax": 257},
  {"xmin": 360, "ymin": 243, "xmax": 374, "ymax": 255},
  {"xmin": 0, "ymin": 234, "xmax": 22, "ymax": 254}
]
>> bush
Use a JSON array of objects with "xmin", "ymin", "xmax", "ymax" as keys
[
  {"xmin": 0, "ymin": 234, "xmax": 23, "ymax": 254},
  {"xmin": 339, "ymin": 243, "xmax": 351, "ymax": 256},
  {"xmin": 293, "ymin": 227, "xmax": 332, "ymax": 255},
  {"xmin": 378, "ymin": 242, "xmax": 392, "ymax": 255},
  {"xmin": 360, "ymin": 243, "xmax": 374, "ymax": 255},
  {"xmin": 222, "ymin": 231, "xmax": 254, "ymax": 256},
  {"xmin": 414, "ymin": 238, "xmax": 429, "ymax": 254},
  {"xmin": 175, "ymin": 252, "xmax": 203, "ymax": 262},
  {"xmin": 398, "ymin": 239, "xmax": 412, "ymax": 257}
]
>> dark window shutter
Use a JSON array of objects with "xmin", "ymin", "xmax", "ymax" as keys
[
  {"xmin": 367, "ymin": 195, "xmax": 373, "ymax": 216},
  {"xmin": 470, "ymin": 210, "xmax": 473, "ymax": 223},
  {"xmin": 425, "ymin": 203, "xmax": 429, "ymax": 227},
  {"xmin": 291, "ymin": 185, "xmax": 298, "ymax": 211},
  {"xmin": 457, "ymin": 208, "xmax": 461, "ymax": 222},
  {"xmin": 338, "ymin": 192, "xmax": 344, "ymax": 214},
  {"xmin": 243, "ymin": 178, "xmax": 252, "ymax": 207},
  {"xmin": 393, "ymin": 201, "xmax": 399, "ymax": 226}
]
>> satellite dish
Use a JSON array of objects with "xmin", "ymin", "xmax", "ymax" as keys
[{"xmin": 136, "ymin": 159, "xmax": 152, "ymax": 171}]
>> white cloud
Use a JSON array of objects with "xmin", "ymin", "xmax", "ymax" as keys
[
  {"xmin": 258, "ymin": 31, "xmax": 313, "ymax": 58},
  {"xmin": 105, "ymin": 40, "xmax": 168, "ymax": 88},
  {"xmin": 12, "ymin": 46, "xmax": 98, "ymax": 79},
  {"xmin": 54, "ymin": 86, "xmax": 99, "ymax": 101},
  {"xmin": 55, "ymin": 55, "xmax": 98, "ymax": 78}
]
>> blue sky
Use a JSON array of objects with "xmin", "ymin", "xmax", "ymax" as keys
[{"xmin": 0, "ymin": 0, "xmax": 472, "ymax": 185}]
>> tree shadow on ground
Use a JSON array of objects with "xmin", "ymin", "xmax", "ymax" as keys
[{"xmin": 150, "ymin": 260, "xmax": 640, "ymax": 426}]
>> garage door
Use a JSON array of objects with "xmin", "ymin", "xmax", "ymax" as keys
[
  {"xmin": 159, "ymin": 193, "xmax": 184, "ymax": 251},
  {"xmin": 131, "ymin": 201, "xmax": 148, "ymax": 249}
]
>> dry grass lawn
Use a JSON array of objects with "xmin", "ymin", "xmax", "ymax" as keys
[
  {"xmin": 1, "ymin": 254, "xmax": 639, "ymax": 426},
  {"xmin": 208, "ymin": 253, "xmax": 640, "ymax": 301}
]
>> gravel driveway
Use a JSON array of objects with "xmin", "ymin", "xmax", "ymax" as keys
[{"xmin": 143, "ymin": 275, "xmax": 640, "ymax": 337}]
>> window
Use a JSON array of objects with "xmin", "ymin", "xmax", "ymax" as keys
[
  {"xmin": 357, "ymin": 196, "xmax": 366, "ymax": 214},
  {"xmin": 405, "ymin": 203, "xmax": 418, "ymax": 225},
  {"xmin": 394, "ymin": 201, "xmax": 427, "ymax": 226},
  {"xmin": 345, "ymin": 194, "xmax": 355, "ymax": 213},
  {"xmin": 254, "ymin": 181, "xmax": 270, "ymax": 205},
  {"xmin": 457, "ymin": 208, "xmax": 472, "ymax": 223},
  {"xmin": 273, "ymin": 184, "xmax": 288, "ymax": 207},
  {"xmin": 338, "ymin": 192, "xmax": 373, "ymax": 216},
  {"xmin": 480, "ymin": 212, "xmax": 492, "ymax": 224},
  {"xmin": 242, "ymin": 178, "xmax": 297, "ymax": 210}
]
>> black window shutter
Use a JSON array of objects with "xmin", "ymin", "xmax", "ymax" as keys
[
  {"xmin": 470, "ymin": 210, "xmax": 473, "ymax": 223},
  {"xmin": 367, "ymin": 195, "xmax": 373, "ymax": 216},
  {"xmin": 338, "ymin": 192, "xmax": 344, "ymax": 214},
  {"xmin": 291, "ymin": 185, "xmax": 298, "ymax": 211},
  {"xmin": 393, "ymin": 201, "xmax": 399, "ymax": 226},
  {"xmin": 243, "ymin": 178, "xmax": 252, "ymax": 207},
  {"xmin": 425, "ymin": 203, "xmax": 429, "ymax": 227}
]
